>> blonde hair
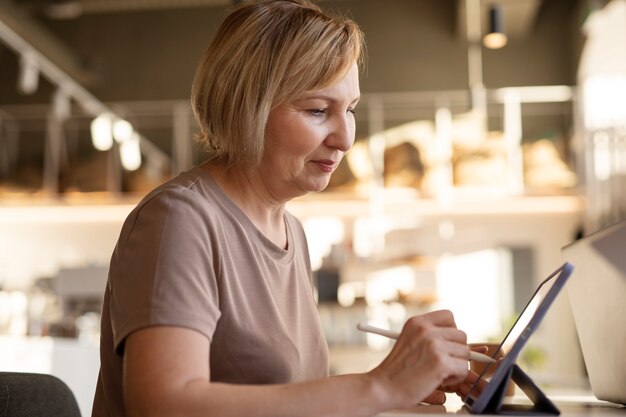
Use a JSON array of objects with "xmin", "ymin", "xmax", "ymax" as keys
[{"xmin": 191, "ymin": 0, "xmax": 364, "ymax": 168}]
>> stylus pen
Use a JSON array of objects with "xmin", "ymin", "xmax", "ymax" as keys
[{"xmin": 357, "ymin": 323, "xmax": 497, "ymax": 364}]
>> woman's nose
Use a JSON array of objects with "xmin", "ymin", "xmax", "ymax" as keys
[{"xmin": 325, "ymin": 114, "xmax": 354, "ymax": 152}]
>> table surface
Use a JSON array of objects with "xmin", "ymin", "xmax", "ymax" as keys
[{"xmin": 377, "ymin": 393, "xmax": 626, "ymax": 417}]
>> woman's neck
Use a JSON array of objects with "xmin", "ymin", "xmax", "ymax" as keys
[{"xmin": 202, "ymin": 161, "xmax": 288, "ymax": 249}]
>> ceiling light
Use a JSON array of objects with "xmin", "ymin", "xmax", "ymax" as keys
[
  {"xmin": 90, "ymin": 113, "xmax": 114, "ymax": 151},
  {"xmin": 112, "ymin": 119, "xmax": 133, "ymax": 143},
  {"xmin": 483, "ymin": 5, "xmax": 508, "ymax": 49},
  {"xmin": 120, "ymin": 132, "xmax": 142, "ymax": 171}
]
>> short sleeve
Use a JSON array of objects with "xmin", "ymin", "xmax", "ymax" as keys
[{"xmin": 108, "ymin": 186, "xmax": 222, "ymax": 355}]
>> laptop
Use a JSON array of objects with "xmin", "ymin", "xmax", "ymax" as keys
[{"xmin": 562, "ymin": 220, "xmax": 626, "ymax": 405}]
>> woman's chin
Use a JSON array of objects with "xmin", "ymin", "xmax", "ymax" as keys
[
  {"xmin": 296, "ymin": 182, "xmax": 329, "ymax": 196},
  {"xmin": 310, "ymin": 179, "xmax": 332, "ymax": 193},
  {"xmin": 291, "ymin": 174, "xmax": 333, "ymax": 196}
]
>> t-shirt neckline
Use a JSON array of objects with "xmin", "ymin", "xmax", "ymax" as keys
[{"xmin": 192, "ymin": 165, "xmax": 295, "ymax": 261}]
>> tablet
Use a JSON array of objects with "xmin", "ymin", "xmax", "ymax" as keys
[{"xmin": 464, "ymin": 262, "xmax": 574, "ymax": 415}]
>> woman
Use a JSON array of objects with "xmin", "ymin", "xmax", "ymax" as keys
[{"xmin": 92, "ymin": 1, "xmax": 483, "ymax": 416}]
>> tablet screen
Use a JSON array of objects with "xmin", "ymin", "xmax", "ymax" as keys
[{"xmin": 497, "ymin": 269, "xmax": 559, "ymax": 358}]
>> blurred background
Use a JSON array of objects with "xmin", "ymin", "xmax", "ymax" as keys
[{"xmin": 1, "ymin": 0, "xmax": 626, "ymax": 415}]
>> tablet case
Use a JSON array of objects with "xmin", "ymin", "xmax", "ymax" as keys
[{"xmin": 466, "ymin": 364, "xmax": 560, "ymax": 415}]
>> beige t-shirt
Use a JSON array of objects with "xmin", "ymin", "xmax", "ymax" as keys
[{"xmin": 92, "ymin": 165, "xmax": 329, "ymax": 417}]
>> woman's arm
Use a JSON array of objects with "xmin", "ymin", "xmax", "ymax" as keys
[{"xmin": 123, "ymin": 310, "xmax": 471, "ymax": 417}]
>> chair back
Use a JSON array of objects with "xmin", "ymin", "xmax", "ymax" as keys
[{"xmin": 0, "ymin": 372, "xmax": 81, "ymax": 417}]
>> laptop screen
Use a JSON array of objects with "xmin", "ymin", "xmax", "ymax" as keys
[{"xmin": 562, "ymin": 220, "xmax": 626, "ymax": 405}]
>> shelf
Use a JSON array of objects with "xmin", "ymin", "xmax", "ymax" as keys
[
  {"xmin": 0, "ymin": 190, "xmax": 585, "ymax": 224},
  {"xmin": 287, "ymin": 190, "xmax": 585, "ymax": 219}
]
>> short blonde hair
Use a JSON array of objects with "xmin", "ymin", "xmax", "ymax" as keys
[{"xmin": 191, "ymin": 0, "xmax": 364, "ymax": 168}]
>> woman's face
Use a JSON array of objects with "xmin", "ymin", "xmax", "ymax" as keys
[{"xmin": 260, "ymin": 63, "xmax": 360, "ymax": 199}]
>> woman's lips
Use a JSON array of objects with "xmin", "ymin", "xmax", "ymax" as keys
[{"xmin": 311, "ymin": 159, "xmax": 336, "ymax": 173}]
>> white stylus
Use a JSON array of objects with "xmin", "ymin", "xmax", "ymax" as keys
[{"xmin": 357, "ymin": 323, "xmax": 497, "ymax": 364}]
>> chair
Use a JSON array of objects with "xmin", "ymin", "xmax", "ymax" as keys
[{"xmin": 0, "ymin": 372, "xmax": 81, "ymax": 417}]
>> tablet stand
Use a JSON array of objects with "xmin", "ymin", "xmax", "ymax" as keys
[{"xmin": 483, "ymin": 363, "xmax": 560, "ymax": 415}]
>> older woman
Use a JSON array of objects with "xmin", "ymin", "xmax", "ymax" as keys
[{"xmin": 92, "ymin": 1, "xmax": 481, "ymax": 416}]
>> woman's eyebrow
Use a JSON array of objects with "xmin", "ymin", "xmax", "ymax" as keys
[{"xmin": 297, "ymin": 94, "xmax": 361, "ymax": 105}]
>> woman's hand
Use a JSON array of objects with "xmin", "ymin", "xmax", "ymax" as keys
[
  {"xmin": 438, "ymin": 369, "xmax": 488, "ymax": 401},
  {"xmin": 367, "ymin": 310, "xmax": 471, "ymax": 409},
  {"xmin": 421, "ymin": 366, "xmax": 488, "ymax": 405}
]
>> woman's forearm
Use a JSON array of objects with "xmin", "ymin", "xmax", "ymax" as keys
[{"xmin": 167, "ymin": 373, "xmax": 391, "ymax": 417}]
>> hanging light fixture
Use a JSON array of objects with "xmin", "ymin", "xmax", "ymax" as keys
[
  {"xmin": 90, "ymin": 113, "xmax": 114, "ymax": 151},
  {"xmin": 112, "ymin": 119, "xmax": 133, "ymax": 143},
  {"xmin": 483, "ymin": 4, "xmax": 508, "ymax": 49},
  {"xmin": 120, "ymin": 132, "xmax": 142, "ymax": 171},
  {"xmin": 17, "ymin": 52, "xmax": 40, "ymax": 94}
]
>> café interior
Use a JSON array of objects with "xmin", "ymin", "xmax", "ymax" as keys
[{"xmin": 1, "ymin": 0, "xmax": 626, "ymax": 415}]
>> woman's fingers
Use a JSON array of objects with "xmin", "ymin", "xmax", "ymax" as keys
[
  {"xmin": 402, "ymin": 314, "xmax": 468, "ymax": 346},
  {"xmin": 469, "ymin": 345, "xmax": 490, "ymax": 354},
  {"xmin": 421, "ymin": 390, "xmax": 447, "ymax": 405},
  {"xmin": 441, "ymin": 370, "xmax": 487, "ymax": 400},
  {"xmin": 400, "ymin": 312, "xmax": 471, "ymax": 373},
  {"xmin": 407, "ymin": 326, "xmax": 470, "ymax": 362},
  {"xmin": 370, "ymin": 310, "xmax": 477, "ymax": 409},
  {"xmin": 465, "ymin": 370, "xmax": 488, "ymax": 394},
  {"xmin": 405, "ymin": 309, "xmax": 458, "ymax": 329}
]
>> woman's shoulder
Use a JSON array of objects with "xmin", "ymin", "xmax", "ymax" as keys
[
  {"xmin": 140, "ymin": 165, "xmax": 212, "ymax": 199},
  {"xmin": 127, "ymin": 166, "xmax": 225, "ymax": 224}
]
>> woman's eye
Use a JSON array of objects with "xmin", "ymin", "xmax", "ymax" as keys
[
  {"xmin": 348, "ymin": 107, "xmax": 357, "ymax": 115},
  {"xmin": 309, "ymin": 109, "xmax": 326, "ymax": 116}
]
